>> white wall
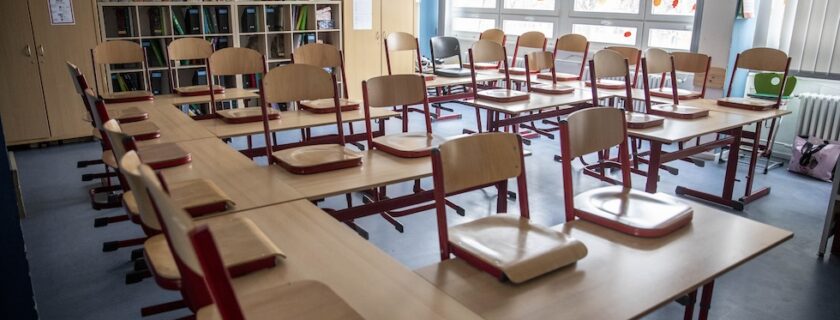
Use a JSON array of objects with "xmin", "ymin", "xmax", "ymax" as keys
[{"xmin": 695, "ymin": 0, "xmax": 738, "ymax": 99}]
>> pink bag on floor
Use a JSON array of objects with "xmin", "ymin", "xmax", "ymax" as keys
[{"xmin": 788, "ymin": 136, "xmax": 840, "ymax": 182}]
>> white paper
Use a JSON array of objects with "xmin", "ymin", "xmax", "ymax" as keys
[
  {"xmin": 48, "ymin": 0, "xmax": 75, "ymax": 25},
  {"xmin": 353, "ymin": 0, "xmax": 373, "ymax": 30}
]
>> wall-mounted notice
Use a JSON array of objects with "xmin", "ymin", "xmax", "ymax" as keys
[
  {"xmin": 48, "ymin": 0, "xmax": 75, "ymax": 25},
  {"xmin": 353, "ymin": 0, "xmax": 372, "ymax": 30}
]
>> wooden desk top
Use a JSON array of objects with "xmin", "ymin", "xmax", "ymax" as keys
[
  {"xmin": 208, "ymin": 199, "xmax": 482, "ymax": 320},
  {"xmin": 106, "ymin": 100, "xmax": 216, "ymax": 146},
  {"xmin": 416, "ymin": 202, "xmax": 792, "ymax": 320},
  {"xmin": 681, "ymin": 98, "xmax": 792, "ymax": 120},
  {"xmin": 463, "ymin": 89, "xmax": 591, "ymax": 115},
  {"xmin": 155, "ymin": 138, "xmax": 304, "ymax": 214},
  {"xmin": 628, "ymin": 110, "xmax": 754, "ymax": 143},
  {"xmin": 426, "ymin": 72, "xmax": 505, "ymax": 88},
  {"xmin": 197, "ymin": 108, "xmax": 397, "ymax": 139},
  {"xmin": 163, "ymin": 88, "xmax": 259, "ymax": 105},
  {"xmin": 270, "ymin": 149, "xmax": 431, "ymax": 200}
]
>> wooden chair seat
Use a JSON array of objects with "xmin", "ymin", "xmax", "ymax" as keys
[
  {"xmin": 100, "ymin": 90, "xmax": 154, "ymax": 103},
  {"xmin": 463, "ymin": 62, "xmax": 499, "ymax": 70},
  {"xmin": 216, "ymin": 108, "xmax": 280, "ymax": 124},
  {"xmin": 144, "ymin": 234, "xmax": 181, "ymax": 289},
  {"xmin": 434, "ymin": 68, "xmax": 473, "ymax": 78},
  {"xmin": 136, "ymin": 143, "xmax": 192, "ymax": 170},
  {"xmin": 121, "ymin": 121, "xmax": 161, "ymax": 140},
  {"xmin": 501, "ymin": 67, "xmax": 539, "ymax": 75},
  {"xmin": 574, "ymin": 185, "xmax": 693, "ymax": 238},
  {"xmin": 530, "ymin": 83, "xmax": 576, "ymax": 95},
  {"xmin": 272, "ymin": 144, "xmax": 363, "ymax": 175},
  {"xmin": 417, "ymin": 73, "xmax": 436, "ymax": 81},
  {"xmin": 299, "ymin": 98, "xmax": 360, "ymax": 114},
  {"xmin": 123, "ymin": 190, "xmax": 139, "ymax": 217},
  {"xmin": 167, "ymin": 179, "xmax": 235, "ymax": 217},
  {"xmin": 649, "ymin": 104, "xmax": 709, "ymax": 119},
  {"xmin": 585, "ymin": 79, "xmax": 626, "ymax": 90},
  {"xmin": 196, "ymin": 280, "xmax": 362, "ymax": 320},
  {"xmin": 174, "ymin": 84, "xmax": 225, "ymax": 97},
  {"xmin": 625, "ymin": 112, "xmax": 664, "ymax": 129},
  {"xmin": 102, "ymin": 150, "xmax": 118, "ymax": 168},
  {"xmin": 372, "ymin": 132, "xmax": 446, "ymax": 158},
  {"xmin": 649, "ymin": 88, "xmax": 702, "ymax": 100},
  {"xmin": 537, "ymin": 72, "xmax": 580, "ymax": 81},
  {"xmin": 716, "ymin": 97, "xmax": 777, "ymax": 111},
  {"xmin": 108, "ymin": 106, "xmax": 149, "ymax": 123},
  {"xmin": 476, "ymin": 89, "xmax": 530, "ymax": 103},
  {"xmin": 448, "ymin": 214, "xmax": 588, "ymax": 284}
]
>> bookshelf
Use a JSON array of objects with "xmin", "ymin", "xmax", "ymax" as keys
[{"xmin": 96, "ymin": 1, "xmax": 343, "ymax": 98}]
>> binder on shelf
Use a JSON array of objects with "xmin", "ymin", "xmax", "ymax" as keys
[
  {"xmin": 241, "ymin": 6, "xmax": 258, "ymax": 33},
  {"xmin": 185, "ymin": 8, "xmax": 201, "ymax": 34},
  {"xmin": 115, "ymin": 7, "xmax": 132, "ymax": 37},
  {"xmin": 141, "ymin": 40, "xmax": 166, "ymax": 67},
  {"xmin": 271, "ymin": 36, "xmax": 285, "ymax": 59},
  {"xmin": 266, "ymin": 6, "xmax": 281, "ymax": 31},
  {"xmin": 113, "ymin": 74, "xmax": 128, "ymax": 92},
  {"xmin": 150, "ymin": 71, "xmax": 163, "ymax": 95},
  {"xmin": 295, "ymin": 6, "xmax": 309, "ymax": 30},
  {"xmin": 210, "ymin": 37, "xmax": 230, "ymax": 50},
  {"xmin": 192, "ymin": 69, "xmax": 208, "ymax": 86},
  {"xmin": 149, "ymin": 7, "xmax": 165, "ymax": 36},
  {"xmin": 203, "ymin": 7, "xmax": 218, "ymax": 34},
  {"xmin": 172, "ymin": 12, "xmax": 186, "ymax": 35},
  {"xmin": 216, "ymin": 7, "xmax": 230, "ymax": 33}
]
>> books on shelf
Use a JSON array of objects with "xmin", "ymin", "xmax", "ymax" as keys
[
  {"xmin": 209, "ymin": 37, "xmax": 229, "ymax": 50},
  {"xmin": 185, "ymin": 7, "xmax": 201, "ymax": 34},
  {"xmin": 295, "ymin": 33, "xmax": 316, "ymax": 47},
  {"xmin": 115, "ymin": 7, "xmax": 133, "ymax": 37},
  {"xmin": 141, "ymin": 40, "xmax": 166, "ymax": 68},
  {"xmin": 316, "ymin": 7, "xmax": 334, "ymax": 29},
  {"xmin": 266, "ymin": 6, "xmax": 282, "ymax": 31},
  {"xmin": 271, "ymin": 35, "xmax": 285, "ymax": 59},
  {"xmin": 172, "ymin": 10, "xmax": 186, "ymax": 35},
  {"xmin": 216, "ymin": 7, "xmax": 230, "ymax": 33},
  {"xmin": 150, "ymin": 71, "xmax": 164, "ymax": 95},
  {"xmin": 192, "ymin": 69, "xmax": 208, "ymax": 86},
  {"xmin": 148, "ymin": 7, "xmax": 165, "ymax": 36},
  {"xmin": 241, "ymin": 6, "xmax": 258, "ymax": 33},
  {"xmin": 294, "ymin": 5, "xmax": 309, "ymax": 31},
  {"xmin": 111, "ymin": 73, "xmax": 141, "ymax": 92}
]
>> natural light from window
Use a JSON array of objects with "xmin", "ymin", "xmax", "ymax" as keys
[
  {"xmin": 573, "ymin": 0, "xmax": 641, "ymax": 14},
  {"xmin": 503, "ymin": 20, "xmax": 554, "ymax": 37},
  {"xmin": 650, "ymin": 0, "xmax": 697, "ymax": 16},
  {"xmin": 648, "ymin": 28, "xmax": 692, "ymax": 50},
  {"xmin": 504, "ymin": 0, "xmax": 555, "ymax": 11},
  {"xmin": 572, "ymin": 24, "xmax": 637, "ymax": 45},
  {"xmin": 452, "ymin": 17, "xmax": 497, "ymax": 33},
  {"xmin": 452, "ymin": 0, "xmax": 496, "ymax": 8}
]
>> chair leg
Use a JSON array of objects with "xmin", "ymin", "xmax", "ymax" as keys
[
  {"xmin": 140, "ymin": 300, "xmax": 187, "ymax": 317},
  {"xmin": 89, "ymin": 185, "xmax": 122, "ymax": 211},
  {"xmin": 94, "ymin": 214, "xmax": 129, "ymax": 227},
  {"xmin": 77, "ymin": 159, "xmax": 104, "ymax": 168},
  {"xmin": 125, "ymin": 269, "xmax": 151, "ymax": 284},
  {"xmin": 130, "ymin": 248, "xmax": 145, "ymax": 261},
  {"xmin": 102, "ymin": 237, "xmax": 146, "ymax": 252}
]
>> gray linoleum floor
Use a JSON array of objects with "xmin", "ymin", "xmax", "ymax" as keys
[{"xmin": 15, "ymin": 102, "xmax": 840, "ymax": 320}]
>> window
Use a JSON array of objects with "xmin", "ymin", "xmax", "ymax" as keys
[
  {"xmin": 573, "ymin": 24, "xmax": 637, "ymax": 46},
  {"xmin": 504, "ymin": 0, "xmax": 555, "ymax": 11},
  {"xmin": 503, "ymin": 19, "xmax": 554, "ymax": 37},
  {"xmin": 453, "ymin": 0, "xmax": 496, "ymax": 8},
  {"xmin": 452, "ymin": 17, "xmax": 497, "ymax": 33},
  {"xmin": 648, "ymin": 28, "xmax": 692, "ymax": 50},
  {"xmin": 573, "ymin": 0, "xmax": 641, "ymax": 14},
  {"xmin": 650, "ymin": 0, "xmax": 697, "ymax": 16}
]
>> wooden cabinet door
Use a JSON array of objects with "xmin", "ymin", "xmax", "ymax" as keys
[
  {"xmin": 381, "ymin": 0, "xmax": 417, "ymax": 75},
  {"xmin": 28, "ymin": 0, "xmax": 98, "ymax": 140},
  {"xmin": 343, "ymin": 0, "xmax": 382, "ymax": 100},
  {"xmin": 0, "ymin": 0, "xmax": 51, "ymax": 144}
]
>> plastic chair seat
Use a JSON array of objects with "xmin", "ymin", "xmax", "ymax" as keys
[
  {"xmin": 372, "ymin": 132, "xmax": 445, "ymax": 158},
  {"xmin": 574, "ymin": 185, "xmax": 693, "ymax": 238},
  {"xmin": 196, "ymin": 280, "xmax": 362, "ymax": 320},
  {"xmin": 167, "ymin": 179, "xmax": 235, "ymax": 217},
  {"xmin": 434, "ymin": 68, "xmax": 473, "ymax": 78},
  {"xmin": 121, "ymin": 121, "xmax": 161, "ymax": 140},
  {"xmin": 649, "ymin": 104, "xmax": 709, "ymax": 119},
  {"xmin": 716, "ymin": 97, "xmax": 777, "ymax": 111},
  {"xmin": 299, "ymin": 98, "xmax": 360, "ymax": 114},
  {"xmin": 537, "ymin": 72, "xmax": 580, "ymax": 81},
  {"xmin": 216, "ymin": 108, "xmax": 280, "ymax": 124},
  {"xmin": 100, "ymin": 90, "xmax": 154, "ymax": 103},
  {"xmin": 476, "ymin": 89, "xmax": 530, "ymax": 103},
  {"xmin": 448, "ymin": 214, "xmax": 588, "ymax": 284},
  {"xmin": 174, "ymin": 85, "xmax": 225, "ymax": 96},
  {"xmin": 272, "ymin": 144, "xmax": 363, "ymax": 175},
  {"xmin": 649, "ymin": 88, "xmax": 702, "ymax": 100},
  {"xmin": 625, "ymin": 112, "xmax": 664, "ymax": 129}
]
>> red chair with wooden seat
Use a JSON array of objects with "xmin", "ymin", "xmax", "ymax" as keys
[
  {"xmin": 469, "ymin": 40, "xmax": 529, "ymax": 103},
  {"xmin": 640, "ymin": 48, "xmax": 709, "ymax": 119},
  {"xmin": 291, "ymin": 43, "xmax": 359, "ymax": 114},
  {"xmin": 504, "ymin": 31, "xmax": 547, "ymax": 75},
  {"xmin": 91, "ymin": 40, "xmax": 155, "ymax": 103},
  {"xmin": 647, "ymin": 50, "xmax": 711, "ymax": 100},
  {"xmin": 137, "ymin": 163, "xmax": 286, "ymax": 314},
  {"xmin": 260, "ymin": 64, "xmax": 363, "ymax": 174},
  {"xmin": 538, "ymin": 34, "xmax": 589, "ymax": 82},
  {"xmin": 362, "ymin": 74, "xmax": 443, "ymax": 157},
  {"xmin": 588, "ymin": 49, "xmax": 663, "ymax": 129},
  {"xmin": 587, "ymin": 46, "xmax": 641, "ymax": 89},
  {"xmin": 207, "ymin": 48, "xmax": 276, "ymax": 123},
  {"xmin": 167, "ymin": 38, "xmax": 225, "ymax": 96},
  {"xmin": 558, "ymin": 107, "xmax": 693, "ymax": 237},
  {"xmin": 718, "ymin": 48, "xmax": 791, "ymax": 111},
  {"xmin": 385, "ymin": 31, "xmax": 435, "ymax": 79},
  {"xmin": 463, "ymin": 28, "xmax": 506, "ymax": 70},
  {"xmin": 524, "ymin": 51, "xmax": 576, "ymax": 95},
  {"xmin": 431, "ymin": 132, "xmax": 588, "ymax": 283}
]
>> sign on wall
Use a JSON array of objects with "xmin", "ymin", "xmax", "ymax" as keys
[{"xmin": 48, "ymin": 0, "xmax": 75, "ymax": 25}]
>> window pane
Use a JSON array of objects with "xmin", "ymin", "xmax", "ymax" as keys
[
  {"xmin": 452, "ymin": 17, "xmax": 497, "ymax": 33},
  {"xmin": 503, "ymin": 20, "xmax": 554, "ymax": 37},
  {"xmin": 650, "ymin": 0, "xmax": 697, "ymax": 16},
  {"xmin": 504, "ymin": 0, "xmax": 555, "ymax": 11},
  {"xmin": 572, "ymin": 24, "xmax": 637, "ymax": 45},
  {"xmin": 453, "ymin": 0, "xmax": 496, "ymax": 8},
  {"xmin": 648, "ymin": 28, "xmax": 692, "ymax": 50},
  {"xmin": 573, "ymin": 0, "xmax": 641, "ymax": 14}
]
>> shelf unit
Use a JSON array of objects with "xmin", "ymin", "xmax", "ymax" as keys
[{"xmin": 96, "ymin": 0, "xmax": 343, "ymax": 100}]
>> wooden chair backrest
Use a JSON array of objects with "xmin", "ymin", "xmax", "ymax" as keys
[
  {"xmin": 208, "ymin": 47, "xmax": 264, "ymax": 76},
  {"xmin": 556, "ymin": 34, "xmax": 588, "ymax": 53},
  {"xmin": 471, "ymin": 40, "xmax": 506, "ymax": 64},
  {"xmin": 138, "ymin": 164, "xmax": 202, "ymax": 275},
  {"xmin": 593, "ymin": 49, "xmax": 629, "ymax": 79},
  {"xmin": 189, "ymin": 225, "xmax": 245, "ymax": 320},
  {"xmin": 67, "ymin": 62, "xmax": 86, "ymax": 95},
  {"xmin": 518, "ymin": 31, "xmax": 547, "ymax": 49},
  {"xmin": 435, "ymin": 132, "xmax": 522, "ymax": 194},
  {"xmin": 564, "ymin": 107, "xmax": 626, "ymax": 158},
  {"xmin": 672, "ymin": 52, "xmax": 710, "ymax": 73},
  {"xmin": 526, "ymin": 51, "xmax": 555, "ymax": 72},
  {"xmin": 644, "ymin": 48, "xmax": 673, "ymax": 74},
  {"xmin": 364, "ymin": 74, "xmax": 426, "ymax": 108},
  {"xmin": 262, "ymin": 64, "xmax": 335, "ymax": 103},
  {"xmin": 92, "ymin": 40, "xmax": 145, "ymax": 65},
  {"xmin": 167, "ymin": 38, "xmax": 213, "ymax": 61},
  {"xmin": 386, "ymin": 32, "xmax": 418, "ymax": 51},
  {"xmin": 605, "ymin": 46, "xmax": 641, "ymax": 66},
  {"xmin": 102, "ymin": 120, "xmax": 129, "ymax": 161},
  {"xmin": 480, "ymin": 28, "xmax": 506, "ymax": 45},
  {"xmin": 737, "ymin": 47, "xmax": 789, "ymax": 72},
  {"xmin": 293, "ymin": 43, "xmax": 342, "ymax": 69},
  {"xmin": 83, "ymin": 89, "xmax": 107, "ymax": 130},
  {"xmin": 119, "ymin": 151, "xmax": 161, "ymax": 231}
]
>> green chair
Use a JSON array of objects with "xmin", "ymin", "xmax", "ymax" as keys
[{"xmin": 748, "ymin": 73, "xmax": 797, "ymax": 100}]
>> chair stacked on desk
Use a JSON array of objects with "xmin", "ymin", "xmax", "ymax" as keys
[{"xmin": 91, "ymin": 40, "xmax": 155, "ymax": 103}]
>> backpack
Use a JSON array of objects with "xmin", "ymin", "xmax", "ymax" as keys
[{"xmin": 788, "ymin": 136, "xmax": 840, "ymax": 182}]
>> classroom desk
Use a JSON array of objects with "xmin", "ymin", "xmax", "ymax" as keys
[
  {"xmin": 416, "ymin": 201, "xmax": 793, "ymax": 320},
  {"xmin": 422, "ymin": 73, "xmax": 507, "ymax": 121},
  {"xmin": 105, "ymin": 99, "xmax": 216, "ymax": 146},
  {"xmin": 152, "ymin": 138, "xmax": 305, "ymax": 214},
  {"xmin": 207, "ymin": 199, "xmax": 483, "ymax": 320}
]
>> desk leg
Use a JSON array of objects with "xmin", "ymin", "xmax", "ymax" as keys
[
  {"xmin": 676, "ymin": 128, "xmax": 744, "ymax": 210},
  {"xmin": 645, "ymin": 141, "xmax": 663, "ymax": 193},
  {"xmin": 698, "ymin": 281, "xmax": 715, "ymax": 320},
  {"xmin": 683, "ymin": 289, "xmax": 698, "ymax": 320},
  {"xmin": 740, "ymin": 120, "xmax": 772, "ymax": 205}
]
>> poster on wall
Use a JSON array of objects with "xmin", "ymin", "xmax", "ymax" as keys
[
  {"xmin": 48, "ymin": 0, "xmax": 76, "ymax": 25},
  {"xmin": 353, "ymin": 0, "xmax": 373, "ymax": 30}
]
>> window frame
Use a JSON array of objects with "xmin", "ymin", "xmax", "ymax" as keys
[
  {"xmin": 501, "ymin": 14, "xmax": 558, "ymax": 39},
  {"xmin": 644, "ymin": 21, "xmax": 695, "ymax": 51},
  {"xmin": 449, "ymin": 13, "xmax": 500, "ymax": 40}
]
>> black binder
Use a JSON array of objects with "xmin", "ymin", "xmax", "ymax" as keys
[
  {"xmin": 216, "ymin": 7, "xmax": 230, "ymax": 33},
  {"xmin": 266, "ymin": 6, "xmax": 281, "ymax": 31},
  {"xmin": 192, "ymin": 69, "xmax": 208, "ymax": 86},
  {"xmin": 150, "ymin": 71, "xmax": 163, "ymax": 95},
  {"xmin": 241, "ymin": 7, "xmax": 257, "ymax": 33},
  {"xmin": 185, "ymin": 7, "xmax": 200, "ymax": 34},
  {"xmin": 148, "ymin": 7, "xmax": 164, "ymax": 36}
]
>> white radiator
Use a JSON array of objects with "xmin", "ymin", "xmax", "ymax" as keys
[{"xmin": 796, "ymin": 93, "xmax": 840, "ymax": 141}]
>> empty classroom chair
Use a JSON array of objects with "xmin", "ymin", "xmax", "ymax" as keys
[
  {"xmin": 469, "ymin": 40, "xmax": 529, "ymax": 103},
  {"xmin": 385, "ymin": 31, "xmax": 433, "ymax": 78},
  {"xmin": 524, "ymin": 51, "xmax": 576, "ymax": 94},
  {"xmin": 647, "ymin": 50, "xmax": 711, "ymax": 100},
  {"xmin": 538, "ymin": 34, "xmax": 589, "ymax": 82},
  {"xmin": 91, "ymin": 40, "xmax": 155, "ymax": 103},
  {"xmin": 505, "ymin": 31, "xmax": 547, "ymax": 75},
  {"xmin": 167, "ymin": 38, "xmax": 225, "ymax": 96},
  {"xmin": 464, "ymin": 28, "xmax": 507, "ymax": 70},
  {"xmin": 640, "ymin": 48, "xmax": 709, "ymax": 119},
  {"xmin": 207, "ymin": 47, "xmax": 277, "ymax": 122},
  {"xmin": 292, "ymin": 43, "xmax": 359, "ymax": 113},
  {"xmin": 586, "ymin": 45, "xmax": 641, "ymax": 89},
  {"xmin": 430, "ymin": 36, "xmax": 472, "ymax": 77}
]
